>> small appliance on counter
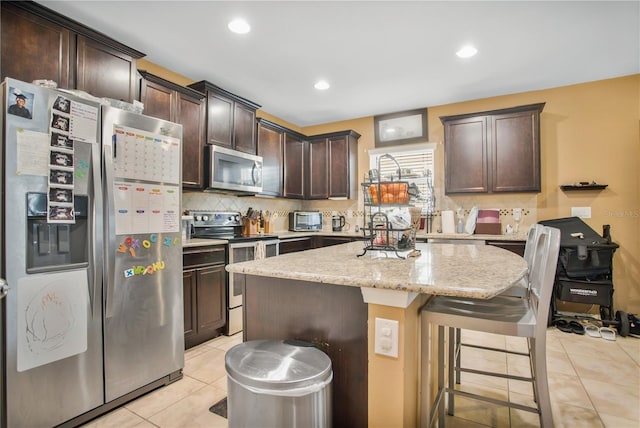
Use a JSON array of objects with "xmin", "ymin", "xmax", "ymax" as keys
[
  {"xmin": 289, "ymin": 211, "xmax": 323, "ymax": 232},
  {"xmin": 332, "ymin": 214, "xmax": 346, "ymax": 232}
]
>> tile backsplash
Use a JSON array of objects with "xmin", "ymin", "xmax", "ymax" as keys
[{"xmin": 182, "ymin": 190, "xmax": 537, "ymax": 235}]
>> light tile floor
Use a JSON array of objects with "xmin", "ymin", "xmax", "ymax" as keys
[{"xmin": 82, "ymin": 328, "xmax": 639, "ymax": 428}]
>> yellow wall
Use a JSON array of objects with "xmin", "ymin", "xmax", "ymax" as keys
[
  {"xmin": 140, "ymin": 58, "xmax": 639, "ymax": 313},
  {"xmin": 304, "ymin": 75, "xmax": 640, "ymax": 314}
]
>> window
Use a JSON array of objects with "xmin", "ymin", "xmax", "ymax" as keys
[{"xmin": 368, "ymin": 143, "xmax": 435, "ymax": 211}]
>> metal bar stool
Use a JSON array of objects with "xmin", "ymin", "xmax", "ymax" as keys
[
  {"xmin": 420, "ymin": 225, "xmax": 560, "ymax": 428},
  {"xmin": 453, "ymin": 224, "xmax": 544, "ymax": 384}
]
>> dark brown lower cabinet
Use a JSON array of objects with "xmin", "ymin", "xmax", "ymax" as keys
[
  {"xmin": 280, "ymin": 235, "xmax": 362, "ymax": 254},
  {"xmin": 278, "ymin": 236, "xmax": 315, "ymax": 254},
  {"xmin": 183, "ymin": 246, "xmax": 226, "ymax": 349},
  {"xmin": 486, "ymin": 240, "xmax": 526, "ymax": 257},
  {"xmin": 243, "ymin": 275, "xmax": 368, "ymax": 428},
  {"xmin": 315, "ymin": 236, "xmax": 357, "ymax": 247}
]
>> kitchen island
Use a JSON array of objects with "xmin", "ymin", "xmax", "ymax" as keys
[{"xmin": 226, "ymin": 241, "xmax": 527, "ymax": 428}]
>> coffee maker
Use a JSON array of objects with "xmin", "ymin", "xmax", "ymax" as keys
[{"xmin": 332, "ymin": 214, "xmax": 346, "ymax": 232}]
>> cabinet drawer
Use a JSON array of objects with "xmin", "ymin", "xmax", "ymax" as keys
[{"xmin": 183, "ymin": 246, "xmax": 225, "ymax": 268}]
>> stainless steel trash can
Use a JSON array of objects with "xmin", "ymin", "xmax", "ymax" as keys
[{"xmin": 225, "ymin": 339, "xmax": 333, "ymax": 428}]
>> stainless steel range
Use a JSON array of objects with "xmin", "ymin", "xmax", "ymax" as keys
[{"xmin": 190, "ymin": 211, "xmax": 279, "ymax": 335}]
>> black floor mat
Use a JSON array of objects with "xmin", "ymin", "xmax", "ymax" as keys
[{"xmin": 209, "ymin": 397, "xmax": 227, "ymax": 418}]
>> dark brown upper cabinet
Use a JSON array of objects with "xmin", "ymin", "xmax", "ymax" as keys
[
  {"xmin": 307, "ymin": 131, "xmax": 360, "ymax": 200},
  {"xmin": 328, "ymin": 132, "xmax": 359, "ymax": 198},
  {"xmin": 441, "ymin": 103, "xmax": 545, "ymax": 194},
  {"xmin": 187, "ymin": 81, "xmax": 261, "ymax": 155},
  {"xmin": 307, "ymin": 137, "xmax": 329, "ymax": 199},
  {"xmin": 283, "ymin": 132, "xmax": 307, "ymax": 199},
  {"xmin": 257, "ymin": 118, "xmax": 286, "ymax": 197},
  {"xmin": 139, "ymin": 71, "xmax": 206, "ymax": 189},
  {"xmin": 1, "ymin": 1, "xmax": 144, "ymax": 102}
]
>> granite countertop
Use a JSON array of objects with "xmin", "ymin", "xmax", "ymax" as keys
[
  {"xmin": 226, "ymin": 241, "xmax": 528, "ymax": 299},
  {"xmin": 278, "ymin": 230, "xmax": 528, "ymax": 241},
  {"xmin": 418, "ymin": 232, "xmax": 528, "ymax": 241}
]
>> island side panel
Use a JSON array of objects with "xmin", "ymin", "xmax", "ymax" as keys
[{"xmin": 243, "ymin": 275, "xmax": 368, "ymax": 428}]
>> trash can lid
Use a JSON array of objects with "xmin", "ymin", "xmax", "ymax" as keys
[{"xmin": 225, "ymin": 340, "xmax": 332, "ymax": 392}]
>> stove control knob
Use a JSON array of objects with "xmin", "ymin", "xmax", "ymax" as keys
[
  {"xmin": 194, "ymin": 215, "xmax": 201, "ymax": 221},
  {"xmin": 202, "ymin": 215, "xmax": 209, "ymax": 221}
]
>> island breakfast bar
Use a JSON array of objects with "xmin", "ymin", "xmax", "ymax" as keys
[{"xmin": 226, "ymin": 241, "xmax": 528, "ymax": 427}]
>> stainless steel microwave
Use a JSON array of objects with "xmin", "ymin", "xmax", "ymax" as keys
[
  {"xmin": 206, "ymin": 145, "xmax": 263, "ymax": 194},
  {"xmin": 289, "ymin": 211, "xmax": 323, "ymax": 232}
]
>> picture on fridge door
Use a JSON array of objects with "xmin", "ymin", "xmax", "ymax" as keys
[
  {"xmin": 8, "ymin": 87, "xmax": 33, "ymax": 119},
  {"xmin": 50, "ymin": 132, "xmax": 73, "ymax": 150},
  {"xmin": 49, "ymin": 150, "xmax": 74, "ymax": 169},
  {"xmin": 49, "ymin": 169, "xmax": 74, "ymax": 187},
  {"xmin": 16, "ymin": 270, "xmax": 89, "ymax": 372},
  {"xmin": 52, "ymin": 95, "xmax": 71, "ymax": 114},
  {"xmin": 48, "ymin": 187, "xmax": 73, "ymax": 204},
  {"xmin": 51, "ymin": 113, "xmax": 69, "ymax": 132}
]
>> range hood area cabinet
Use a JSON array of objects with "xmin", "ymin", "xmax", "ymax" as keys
[
  {"xmin": 258, "ymin": 118, "xmax": 307, "ymax": 198},
  {"xmin": 441, "ymin": 103, "xmax": 545, "ymax": 194},
  {"xmin": 188, "ymin": 80, "xmax": 261, "ymax": 155},
  {"xmin": 283, "ymin": 131, "xmax": 307, "ymax": 199},
  {"xmin": 139, "ymin": 71, "xmax": 206, "ymax": 189},
  {"xmin": 307, "ymin": 130, "xmax": 361, "ymax": 200},
  {"xmin": 1, "ymin": 1, "xmax": 144, "ymax": 103}
]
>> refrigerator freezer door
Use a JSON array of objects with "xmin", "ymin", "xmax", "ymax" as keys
[
  {"xmin": 2, "ymin": 79, "xmax": 104, "ymax": 427},
  {"xmin": 101, "ymin": 106, "xmax": 184, "ymax": 402}
]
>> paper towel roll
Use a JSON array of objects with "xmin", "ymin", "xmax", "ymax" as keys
[{"xmin": 441, "ymin": 210, "xmax": 455, "ymax": 234}]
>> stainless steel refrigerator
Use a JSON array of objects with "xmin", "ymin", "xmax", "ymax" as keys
[{"xmin": 0, "ymin": 78, "xmax": 185, "ymax": 427}]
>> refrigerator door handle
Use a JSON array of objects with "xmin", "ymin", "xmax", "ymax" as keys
[
  {"xmin": 104, "ymin": 141, "xmax": 117, "ymax": 318},
  {"xmin": 90, "ymin": 139, "xmax": 104, "ymax": 319}
]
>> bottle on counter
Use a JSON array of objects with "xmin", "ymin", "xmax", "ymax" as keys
[{"xmin": 456, "ymin": 207, "xmax": 464, "ymax": 233}]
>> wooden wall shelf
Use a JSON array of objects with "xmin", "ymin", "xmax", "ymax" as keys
[{"xmin": 560, "ymin": 184, "xmax": 608, "ymax": 191}]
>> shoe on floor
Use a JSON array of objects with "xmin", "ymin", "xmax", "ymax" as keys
[
  {"xmin": 585, "ymin": 324, "xmax": 601, "ymax": 337},
  {"xmin": 599, "ymin": 326, "xmax": 616, "ymax": 341}
]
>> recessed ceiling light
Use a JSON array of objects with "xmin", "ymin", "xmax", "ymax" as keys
[
  {"xmin": 228, "ymin": 19, "xmax": 250, "ymax": 34},
  {"xmin": 456, "ymin": 45, "xmax": 478, "ymax": 58},
  {"xmin": 314, "ymin": 80, "xmax": 330, "ymax": 90}
]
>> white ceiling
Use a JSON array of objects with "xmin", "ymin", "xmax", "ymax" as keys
[{"xmin": 39, "ymin": 1, "xmax": 639, "ymax": 127}]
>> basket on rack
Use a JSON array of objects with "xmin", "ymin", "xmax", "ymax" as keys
[
  {"xmin": 359, "ymin": 154, "xmax": 421, "ymax": 259},
  {"xmin": 362, "ymin": 212, "xmax": 417, "ymax": 255},
  {"xmin": 363, "ymin": 181, "xmax": 411, "ymax": 205}
]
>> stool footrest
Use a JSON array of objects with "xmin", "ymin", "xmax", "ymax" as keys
[
  {"xmin": 456, "ymin": 366, "xmax": 534, "ymax": 383},
  {"xmin": 446, "ymin": 387, "xmax": 541, "ymax": 414},
  {"xmin": 460, "ymin": 342, "xmax": 530, "ymax": 357}
]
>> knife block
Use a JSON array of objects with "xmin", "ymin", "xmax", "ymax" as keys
[{"xmin": 242, "ymin": 218, "xmax": 258, "ymax": 236}]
